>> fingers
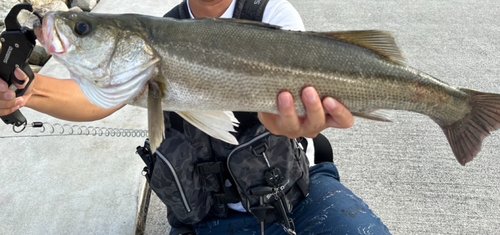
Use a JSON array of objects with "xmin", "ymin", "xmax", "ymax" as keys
[
  {"xmin": 259, "ymin": 87, "xmax": 355, "ymax": 140},
  {"xmin": 0, "ymin": 77, "xmax": 16, "ymax": 104},
  {"xmin": 0, "ymin": 95, "xmax": 23, "ymax": 116},
  {"xmin": 301, "ymin": 87, "xmax": 326, "ymax": 137},
  {"xmin": 276, "ymin": 91, "xmax": 301, "ymax": 135},
  {"xmin": 323, "ymin": 97, "xmax": 354, "ymax": 129},
  {"xmin": 0, "ymin": 68, "xmax": 31, "ymax": 89},
  {"xmin": 0, "ymin": 79, "xmax": 8, "ymax": 92},
  {"xmin": 260, "ymin": 88, "xmax": 325, "ymax": 139},
  {"xmin": 0, "ymin": 69, "xmax": 28, "ymax": 116},
  {"xmin": 258, "ymin": 92, "xmax": 301, "ymax": 138}
]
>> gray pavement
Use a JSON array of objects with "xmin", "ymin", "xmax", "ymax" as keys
[
  {"xmin": 293, "ymin": 0, "xmax": 500, "ymax": 234},
  {"xmin": 0, "ymin": 0, "xmax": 178, "ymax": 234},
  {"xmin": 1, "ymin": 0, "xmax": 499, "ymax": 234}
]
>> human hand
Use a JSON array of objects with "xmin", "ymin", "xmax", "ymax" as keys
[
  {"xmin": 258, "ymin": 86, "xmax": 354, "ymax": 139},
  {"xmin": 0, "ymin": 68, "xmax": 33, "ymax": 116}
]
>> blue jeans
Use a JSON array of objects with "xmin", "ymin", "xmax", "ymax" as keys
[{"xmin": 172, "ymin": 163, "xmax": 391, "ymax": 235}]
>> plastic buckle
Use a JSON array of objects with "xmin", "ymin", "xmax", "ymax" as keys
[{"xmin": 251, "ymin": 142, "xmax": 268, "ymax": 156}]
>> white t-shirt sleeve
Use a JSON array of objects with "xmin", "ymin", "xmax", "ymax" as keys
[{"xmin": 262, "ymin": 0, "xmax": 305, "ymax": 31}]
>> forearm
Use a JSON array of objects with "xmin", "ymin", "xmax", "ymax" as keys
[{"xmin": 26, "ymin": 74, "xmax": 121, "ymax": 121}]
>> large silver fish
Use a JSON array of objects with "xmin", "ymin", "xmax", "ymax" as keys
[{"xmin": 33, "ymin": 11, "xmax": 500, "ymax": 166}]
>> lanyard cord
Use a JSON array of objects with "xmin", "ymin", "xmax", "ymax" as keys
[{"xmin": 0, "ymin": 121, "xmax": 148, "ymax": 139}]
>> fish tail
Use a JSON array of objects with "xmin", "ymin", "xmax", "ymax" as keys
[{"xmin": 440, "ymin": 88, "xmax": 500, "ymax": 166}]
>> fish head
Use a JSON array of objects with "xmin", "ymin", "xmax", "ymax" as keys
[{"xmin": 33, "ymin": 11, "xmax": 159, "ymax": 109}]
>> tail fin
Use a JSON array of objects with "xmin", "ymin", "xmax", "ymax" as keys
[{"xmin": 440, "ymin": 88, "xmax": 500, "ymax": 166}]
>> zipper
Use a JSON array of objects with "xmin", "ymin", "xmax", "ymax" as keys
[
  {"xmin": 227, "ymin": 131, "xmax": 271, "ymax": 199},
  {"xmin": 155, "ymin": 151, "xmax": 192, "ymax": 213}
]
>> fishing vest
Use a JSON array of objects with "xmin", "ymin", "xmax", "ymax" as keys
[
  {"xmin": 137, "ymin": 1, "xmax": 310, "ymax": 234},
  {"xmin": 163, "ymin": 0, "xmax": 269, "ymax": 21}
]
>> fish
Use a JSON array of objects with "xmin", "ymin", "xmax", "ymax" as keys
[{"xmin": 32, "ymin": 11, "xmax": 500, "ymax": 166}]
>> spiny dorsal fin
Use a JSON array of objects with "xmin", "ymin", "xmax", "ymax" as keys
[{"xmin": 316, "ymin": 30, "xmax": 406, "ymax": 66}]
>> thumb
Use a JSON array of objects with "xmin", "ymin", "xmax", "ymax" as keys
[
  {"xmin": 13, "ymin": 68, "xmax": 30, "ymax": 90},
  {"xmin": 0, "ymin": 78, "xmax": 8, "ymax": 91}
]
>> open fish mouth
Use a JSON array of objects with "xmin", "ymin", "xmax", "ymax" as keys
[{"xmin": 34, "ymin": 12, "xmax": 71, "ymax": 54}]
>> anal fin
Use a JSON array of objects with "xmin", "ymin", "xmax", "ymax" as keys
[{"xmin": 352, "ymin": 109, "xmax": 394, "ymax": 122}]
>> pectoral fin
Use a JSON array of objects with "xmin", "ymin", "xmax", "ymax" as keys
[
  {"xmin": 176, "ymin": 111, "xmax": 240, "ymax": 145},
  {"xmin": 148, "ymin": 81, "xmax": 165, "ymax": 152}
]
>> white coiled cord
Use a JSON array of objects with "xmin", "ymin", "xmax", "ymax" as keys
[{"xmin": 1, "ymin": 122, "xmax": 148, "ymax": 138}]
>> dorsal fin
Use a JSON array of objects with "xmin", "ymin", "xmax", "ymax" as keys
[{"xmin": 315, "ymin": 30, "xmax": 406, "ymax": 65}]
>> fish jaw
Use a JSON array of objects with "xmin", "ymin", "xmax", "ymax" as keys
[{"xmin": 34, "ymin": 12, "xmax": 72, "ymax": 55}]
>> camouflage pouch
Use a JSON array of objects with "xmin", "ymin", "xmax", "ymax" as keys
[
  {"xmin": 139, "ymin": 118, "xmax": 309, "ymax": 227},
  {"xmin": 148, "ymin": 123, "xmax": 219, "ymax": 225},
  {"xmin": 225, "ymin": 124, "xmax": 310, "ymax": 224}
]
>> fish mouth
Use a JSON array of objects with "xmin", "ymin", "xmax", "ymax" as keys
[{"xmin": 34, "ymin": 12, "xmax": 71, "ymax": 55}]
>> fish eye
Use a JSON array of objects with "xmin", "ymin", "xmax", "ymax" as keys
[{"xmin": 74, "ymin": 21, "xmax": 92, "ymax": 36}]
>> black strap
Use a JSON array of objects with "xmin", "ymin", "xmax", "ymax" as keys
[
  {"xmin": 163, "ymin": 0, "xmax": 190, "ymax": 19},
  {"xmin": 169, "ymin": 112, "xmax": 185, "ymax": 133},
  {"xmin": 163, "ymin": 0, "xmax": 270, "ymax": 20},
  {"xmin": 301, "ymin": 134, "xmax": 334, "ymax": 164},
  {"xmin": 233, "ymin": 0, "xmax": 270, "ymax": 21},
  {"xmin": 164, "ymin": 0, "xmax": 270, "ymax": 21},
  {"xmin": 197, "ymin": 162, "xmax": 224, "ymax": 175},
  {"xmin": 136, "ymin": 139, "xmax": 155, "ymax": 182},
  {"xmin": 312, "ymin": 133, "xmax": 334, "ymax": 164}
]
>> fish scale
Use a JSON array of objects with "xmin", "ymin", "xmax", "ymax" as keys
[
  {"xmin": 155, "ymin": 19, "xmax": 463, "ymax": 119},
  {"xmin": 33, "ymin": 11, "xmax": 500, "ymax": 165}
]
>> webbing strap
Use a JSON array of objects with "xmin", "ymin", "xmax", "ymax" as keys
[
  {"xmin": 233, "ymin": 0, "xmax": 270, "ymax": 21},
  {"xmin": 164, "ymin": 0, "xmax": 269, "ymax": 21},
  {"xmin": 163, "ymin": 0, "xmax": 190, "ymax": 19}
]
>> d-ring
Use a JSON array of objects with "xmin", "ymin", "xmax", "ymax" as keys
[{"xmin": 12, "ymin": 120, "xmax": 27, "ymax": 133}]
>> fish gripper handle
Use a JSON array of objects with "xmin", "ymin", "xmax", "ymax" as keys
[{"xmin": 0, "ymin": 3, "xmax": 37, "ymax": 129}]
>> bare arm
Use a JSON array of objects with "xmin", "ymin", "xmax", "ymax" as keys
[{"xmin": 0, "ymin": 69, "xmax": 120, "ymax": 122}]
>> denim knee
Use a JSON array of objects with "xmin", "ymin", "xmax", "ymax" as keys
[
  {"xmin": 310, "ymin": 161, "xmax": 341, "ymax": 182},
  {"xmin": 290, "ymin": 162, "xmax": 391, "ymax": 234}
]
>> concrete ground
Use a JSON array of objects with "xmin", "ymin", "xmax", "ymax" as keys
[
  {"xmin": 1, "ymin": 0, "xmax": 499, "ymax": 234},
  {"xmin": 0, "ymin": 0, "xmax": 177, "ymax": 234}
]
